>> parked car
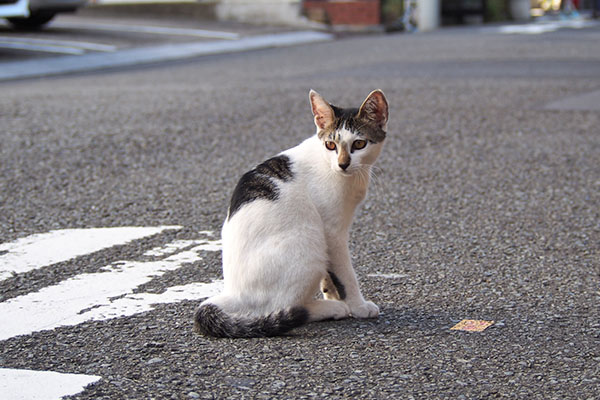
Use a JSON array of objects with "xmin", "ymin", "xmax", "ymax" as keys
[{"xmin": 0, "ymin": 0, "xmax": 87, "ymax": 29}]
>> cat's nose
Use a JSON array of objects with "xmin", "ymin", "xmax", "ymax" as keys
[{"xmin": 339, "ymin": 161, "xmax": 350, "ymax": 171}]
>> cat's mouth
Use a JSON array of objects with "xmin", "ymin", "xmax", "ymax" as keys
[{"xmin": 338, "ymin": 168, "xmax": 354, "ymax": 176}]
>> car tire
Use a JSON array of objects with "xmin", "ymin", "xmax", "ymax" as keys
[{"xmin": 7, "ymin": 11, "xmax": 56, "ymax": 29}]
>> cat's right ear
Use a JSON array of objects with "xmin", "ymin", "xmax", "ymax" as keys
[{"xmin": 309, "ymin": 90, "xmax": 335, "ymax": 131}]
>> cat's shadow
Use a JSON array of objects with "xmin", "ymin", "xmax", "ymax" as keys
[{"xmin": 296, "ymin": 306, "xmax": 460, "ymax": 339}]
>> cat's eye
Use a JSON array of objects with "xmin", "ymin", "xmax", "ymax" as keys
[
  {"xmin": 352, "ymin": 140, "xmax": 367, "ymax": 151},
  {"xmin": 325, "ymin": 141, "xmax": 337, "ymax": 151}
]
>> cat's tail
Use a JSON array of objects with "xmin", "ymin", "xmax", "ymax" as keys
[{"xmin": 194, "ymin": 302, "xmax": 309, "ymax": 338}]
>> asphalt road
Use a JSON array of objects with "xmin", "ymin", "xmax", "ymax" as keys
[{"xmin": 1, "ymin": 16, "xmax": 599, "ymax": 399}]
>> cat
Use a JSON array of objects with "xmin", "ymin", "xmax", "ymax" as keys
[{"xmin": 194, "ymin": 89, "xmax": 389, "ymax": 338}]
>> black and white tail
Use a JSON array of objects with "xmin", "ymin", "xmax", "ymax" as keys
[{"xmin": 194, "ymin": 303, "xmax": 309, "ymax": 338}]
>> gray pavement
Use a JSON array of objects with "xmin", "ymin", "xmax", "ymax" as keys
[{"xmin": 0, "ymin": 14, "xmax": 599, "ymax": 400}]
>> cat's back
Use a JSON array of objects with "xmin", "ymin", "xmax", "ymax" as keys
[
  {"xmin": 227, "ymin": 153, "xmax": 295, "ymax": 221},
  {"xmin": 224, "ymin": 139, "xmax": 317, "ymax": 228}
]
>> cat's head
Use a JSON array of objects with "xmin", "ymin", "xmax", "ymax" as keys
[{"xmin": 309, "ymin": 89, "xmax": 388, "ymax": 175}]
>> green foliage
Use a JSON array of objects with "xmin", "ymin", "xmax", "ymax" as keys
[
  {"xmin": 485, "ymin": 0, "xmax": 509, "ymax": 21},
  {"xmin": 382, "ymin": 0, "xmax": 404, "ymax": 23}
]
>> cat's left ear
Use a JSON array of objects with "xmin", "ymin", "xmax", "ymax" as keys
[{"xmin": 358, "ymin": 89, "xmax": 388, "ymax": 131}]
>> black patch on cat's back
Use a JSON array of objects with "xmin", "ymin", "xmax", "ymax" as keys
[{"xmin": 228, "ymin": 155, "xmax": 294, "ymax": 220}]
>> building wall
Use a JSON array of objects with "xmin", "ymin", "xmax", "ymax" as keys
[
  {"xmin": 303, "ymin": 0, "xmax": 381, "ymax": 25},
  {"xmin": 215, "ymin": 0, "xmax": 308, "ymax": 25},
  {"xmin": 214, "ymin": 0, "xmax": 381, "ymax": 27}
]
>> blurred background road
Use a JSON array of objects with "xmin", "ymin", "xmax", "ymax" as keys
[{"xmin": 0, "ymin": 1, "xmax": 599, "ymax": 399}]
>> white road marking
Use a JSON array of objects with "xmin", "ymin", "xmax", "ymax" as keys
[
  {"xmin": 0, "ymin": 36, "xmax": 117, "ymax": 53},
  {"xmin": 486, "ymin": 19, "xmax": 599, "ymax": 35},
  {"xmin": 0, "ymin": 226, "xmax": 181, "ymax": 282},
  {"xmin": 52, "ymin": 20, "xmax": 241, "ymax": 40},
  {"xmin": 0, "ymin": 368, "xmax": 100, "ymax": 400},
  {"xmin": 143, "ymin": 231, "xmax": 218, "ymax": 257},
  {"xmin": 543, "ymin": 88, "xmax": 600, "ymax": 111},
  {"xmin": 0, "ymin": 234, "xmax": 222, "ymax": 341},
  {"xmin": 0, "ymin": 228, "xmax": 222, "ymax": 398},
  {"xmin": 0, "ymin": 42, "xmax": 85, "ymax": 55},
  {"xmin": 80, "ymin": 280, "xmax": 224, "ymax": 321},
  {"xmin": 367, "ymin": 273, "xmax": 409, "ymax": 279},
  {"xmin": 143, "ymin": 239, "xmax": 201, "ymax": 257}
]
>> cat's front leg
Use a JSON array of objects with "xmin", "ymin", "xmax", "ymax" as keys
[
  {"xmin": 327, "ymin": 239, "xmax": 379, "ymax": 319},
  {"xmin": 349, "ymin": 300, "xmax": 379, "ymax": 319},
  {"xmin": 306, "ymin": 299, "xmax": 350, "ymax": 322}
]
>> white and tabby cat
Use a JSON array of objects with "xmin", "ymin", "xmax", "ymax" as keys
[{"xmin": 194, "ymin": 89, "xmax": 389, "ymax": 338}]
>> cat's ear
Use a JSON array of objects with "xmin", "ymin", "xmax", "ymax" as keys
[
  {"xmin": 358, "ymin": 89, "xmax": 388, "ymax": 131},
  {"xmin": 309, "ymin": 90, "xmax": 335, "ymax": 131}
]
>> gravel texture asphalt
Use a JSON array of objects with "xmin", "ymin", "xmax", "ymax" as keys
[{"xmin": 0, "ymin": 20, "xmax": 599, "ymax": 399}]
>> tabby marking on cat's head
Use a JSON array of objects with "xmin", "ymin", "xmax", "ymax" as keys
[{"xmin": 309, "ymin": 90, "xmax": 388, "ymax": 174}]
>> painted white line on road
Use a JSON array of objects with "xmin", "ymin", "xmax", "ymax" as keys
[
  {"xmin": 143, "ymin": 239, "xmax": 222, "ymax": 256},
  {"xmin": 0, "ymin": 235, "xmax": 222, "ymax": 341},
  {"xmin": 0, "ymin": 42, "xmax": 85, "ymax": 55},
  {"xmin": 0, "ymin": 226, "xmax": 181, "ymax": 282},
  {"xmin": 81, "ymin": 280, "xmax": 224, "ymax": 321},
  {"xmin": 484, "ymin": 19, "xmax": 600, "ymax": 35},
  {"xmin": 0, "ymin": 30, "xmax": 334, "ymax": 81},
  {"xmin": 499, "ymin": 23, "xmax": 565, "ymax": 34},
  {"xmin": 0, "ymin": 229, "xmax": 222, "ymax": 399},
  {"xmin": 367, "ymin": 273, "xmax": 409, "ymax": 279},
  {"xmin": 52, "ymin": 20, "xmax": 241, "ymax": 40},
  {"xmin": 143, "ymin": 230, "xmax": 218, "ymax": 257},
  {"xmin": 143, "ymin": 239, "xmax": 202, "ymax": 257},
  {"xmin": 543, "ymin": 88, "xmax": 600, "ymax": 111},
  {"xmin": 0, "ymin": 368, "xmax": 100, "ymax": 400},
  {"xmin": 0, "ymin": 36, "xmax": 117, "ymax": 52}
]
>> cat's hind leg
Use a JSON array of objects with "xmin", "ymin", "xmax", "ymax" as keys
[{"xmin": 305, "ymin": 299, "xmax": 350, "ymax": 322}]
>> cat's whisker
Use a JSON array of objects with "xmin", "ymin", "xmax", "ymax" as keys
[
  {"xmin": 364, "ymin": 164, "xmax": 385, "ymax": 199},
  {"xmin": 369, "ymin": 164, "xmax": 384, "ymax": 184},
  {"xmin": 351, "ymin": 165, "xmax": 368, "ymax": 185}
]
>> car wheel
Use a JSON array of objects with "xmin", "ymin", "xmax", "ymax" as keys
[{"xmin": 7, "ymin": 11, "xmax": 56, "ymax": 29}]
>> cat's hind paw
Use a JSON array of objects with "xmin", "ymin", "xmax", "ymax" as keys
[{"xmin": 350, "ymin": 301, "xmax": 379, "ymax": 319}]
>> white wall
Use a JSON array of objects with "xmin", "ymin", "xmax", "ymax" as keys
[{"xmin": 215, "ymin": 0, "xmax": 309, "ymax": 25}]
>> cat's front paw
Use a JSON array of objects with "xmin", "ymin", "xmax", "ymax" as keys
[
  {"xmin": 331, "ymin": 301, "xmax": 351, "ymax": 320},
  {"xmin": 350, "ymin": 301, "xmax": 379, "ymax": 319}
]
